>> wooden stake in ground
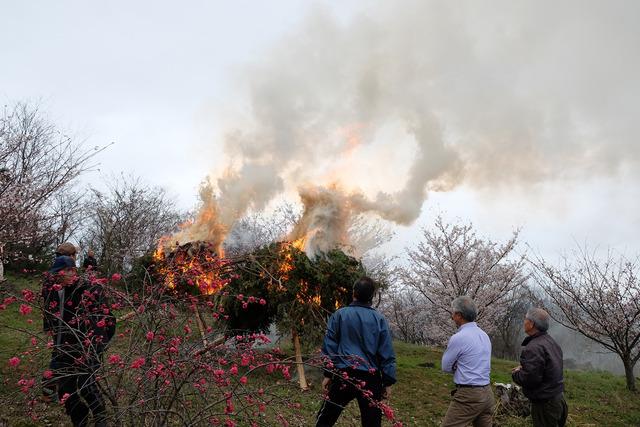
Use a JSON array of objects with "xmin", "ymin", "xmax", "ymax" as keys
[
  {"xmin": 292, "ymin": 329, "xmax": 308, "ymax": 391},
  {"xmin": 194, "ymin": 303, "xmax": 209, "ymax": 347}
]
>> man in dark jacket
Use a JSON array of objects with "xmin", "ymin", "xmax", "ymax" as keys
[
  {"xmin": 42, "ymin": 243, "xmax": 115, "ymax": 427},
  {"xmin": 316, "ymin": 277, "xmax": 396, "ymax": 427},
  {"xmin": 512, "ymin": 308, "xmax": 567, "ymax": 427}
]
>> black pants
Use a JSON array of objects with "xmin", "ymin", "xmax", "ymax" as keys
[
  {"xmin": 531, "ymin": 394, "xmax": 568, "ymax": 427},
  {"xmin": 56, "ymin": 355, "xmax": 107, "ymax": 427},
  {"xmin": 316, "ymin": 369, "xmax": 384, "ymax": 427}
]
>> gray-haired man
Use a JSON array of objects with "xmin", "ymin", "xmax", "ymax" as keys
[
  {"xmin": 512, "ymin": 308, "xmax": 567, "ymax": 427},
  {"xmin": 441, "ymin": 296, "xmax": 494, "ymax": 427}
]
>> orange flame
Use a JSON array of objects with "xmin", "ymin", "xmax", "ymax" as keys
[{"xmin": 153, "ymin": 243, "xmax": 228, "ymax": 296}]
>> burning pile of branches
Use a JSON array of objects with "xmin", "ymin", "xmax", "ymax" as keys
[
  {"xmin": 152, "ymin": 241, "xmax": 235, "ymax": 296},
  {"xmin": 150, "ymin": 238, "xmax": 366, "ymax": 390},
  {"xmin": 150, "ymin": 238, "xmax": 364, "ymax": 345}
]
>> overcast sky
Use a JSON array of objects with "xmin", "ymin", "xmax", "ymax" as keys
[{"xmin": 2, "ymin": 0, "xmax": 639, "ymax": 261}]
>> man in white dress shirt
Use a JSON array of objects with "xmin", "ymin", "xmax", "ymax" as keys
[{"xmin": 441, "ymin": 296, "xmax": 495, "ymax": 427}]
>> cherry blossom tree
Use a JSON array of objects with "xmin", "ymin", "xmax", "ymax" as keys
[
  {"xmin": 401, "ymin": 216, "xmax": 528, "ymax": 344},
  {"xmin": 380, "ymin": 286, "xmax": 433, "ymax": 344},
  {"xmin": 531, "ymin": 248, "xmax": 640, "ymax": 391},
  {"xmin": 0, "ymin": 103, "xmax": 100, "ymax": 279},
  {"xmin": 81, "ymin": 175, "xmax": 183, "ymax": 274},
  {"xmin": 224, "ymin": 203, "xmax": 300, "ymax": 256}
]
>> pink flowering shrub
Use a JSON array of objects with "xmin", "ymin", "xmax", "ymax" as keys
[{"xmin": 0, "ymin": 264, "xmax": 403, "ymax": 426}]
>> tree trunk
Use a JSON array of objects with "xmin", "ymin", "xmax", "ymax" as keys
[
  {"xmin": 0, "ymin": 244, "xmax": 4, "ymax": 282},
  {"xmin": 622, "ymin": 357, "xmax": 637, "ymax": 392}
]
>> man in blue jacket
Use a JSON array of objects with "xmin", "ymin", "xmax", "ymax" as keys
[{"xmin": 316, "ymin": 276, "xmax": 397, "ymax": 427}]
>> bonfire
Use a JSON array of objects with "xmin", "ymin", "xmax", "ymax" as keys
[{"xmin": 151, "ymin": 237, "xmax": 365, "ymax": 389}]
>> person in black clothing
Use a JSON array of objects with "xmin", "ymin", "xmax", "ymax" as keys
[
  {"xmin": 42, "ymin": 243, "xmax": 115, "ymax": 427},
  {"xmin": 42, "ymin": 243, "xmax": 79, "ymax": 401},
  {"xmin": 512, "ymin": 308, "xmax": 567, "ymax": 427},
  {"xmin": 83, "ymin": 250, "xmax": 98, "ymax": 270},
  {"xmin": 316, "ymin": 277, "xmax": 397, "ymax": 427}
]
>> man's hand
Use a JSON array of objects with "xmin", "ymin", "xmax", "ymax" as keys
[
  {"xmin": 322, "ymin": 377, "xmax": 331, "ymax": 393},
  {"xmin": 511, "ymin": 365, "xmax": 522, "ymax": 374},
  {"xmin": 382, "ymin": 386, "xmax": 391, "ymax": 400}
]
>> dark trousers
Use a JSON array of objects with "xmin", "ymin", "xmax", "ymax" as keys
[
  {"xmin": 531, "ymin": 394, "xmax": 568, "ymax": 427},
  {"xmin": 316, "ymin": 369, "xmax": 384, "ymax": 427},
  {"xmin": 56, "ymin": 354, "xmax": 107, "ymax": 427}
]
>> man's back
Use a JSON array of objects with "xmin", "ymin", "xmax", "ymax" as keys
[
  {"xmin": 316, "ymin": 278, "xmax": 396, "ymax": 427},
  {"xmin": 515, "ymin": 332, "xmax": 564, "ymax": 401},
  {"xmin": 322, "ymin": 302, "xmax": 396, "ymax": 383}
]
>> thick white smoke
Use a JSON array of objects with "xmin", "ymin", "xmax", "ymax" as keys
[{"xmin": 180, "ymin": 0, "xmax": 640, "ymax": 254}]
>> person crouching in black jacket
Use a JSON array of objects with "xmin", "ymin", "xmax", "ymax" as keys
[
  {"xmin": 512, "ymin": 308, "xmax": 567, "ymax": 427},
  {"xmin": 42, "ymin": 246, "xmax": 115, "ymax": 427}
]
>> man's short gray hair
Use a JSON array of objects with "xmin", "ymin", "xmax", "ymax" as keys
[
  {"xmin": 525, "ymin": 308, "xmax": 550, "ymax": 332},
  {"xmin": 451, "ymin": 296, "xmax": 477, "ymax": 322}
]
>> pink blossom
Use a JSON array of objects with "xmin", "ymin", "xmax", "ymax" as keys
[
  {"xmin": 8, "ymin": 357, "xmax": 20, "ymax": 367},
  {"xmin": 259, "ymin": 298, "xmax": 267, "ymax": 305},
  {"xmin": 60, "ymin": 393, "xmax": 70, "ymax": 404},
  {"xmin": 111, "ymin": 273, "xmax": 122, "ymax": 281},
  {"xmin": 146, "ymin": 331, "xmax": 155, "ymax": 341},
  {"xmin": 96, "ymin": 319, "xmax": 106, "ymax": 328},
  {"xmin": 17, "ymin": 378, "xmax": 35, "ymax": 393},
  {"xmin": 224, "ymin": 401, "xmax": 234, "ymax": 414},
  {"xmin": 130, "ymin": 357, "xmax": 145, "ymax": 369},
  {"xmin": 21, "ymin": 289, "xmax": 35, "ymax": 302},
  {"xmin": 108, "ymin": 354, "xmax": 122, "ymax": 364},
  {"xmin": 229, "ymin": 365, "xmax": 238, "ymax": 375},
  {"xmin": 43, "ymin": 370, "xmax": 54, "ymax": 379},
  {"xmin": 382, "ymin": 404, "xmax": 395, "ymax": 420},
  {"xmin": 19, "ymin": 304, "xmax": 32, "ymax": 316},
  {"xmin": 239, "ymin": 376, "xmax": 247, "ymax": 384}
]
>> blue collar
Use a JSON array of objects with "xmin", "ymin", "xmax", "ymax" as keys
[{"xmin": 349, "ymin": 301, "xmax": 373, "ymax": 309}]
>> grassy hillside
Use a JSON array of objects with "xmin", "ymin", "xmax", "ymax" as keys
[{"xmin": 1, "ymin": 273, "xmax": 639, "ymax": 426}]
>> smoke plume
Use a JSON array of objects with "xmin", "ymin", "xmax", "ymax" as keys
[{"xmin": 179, "ymin": 0, "xmax": 640, "ymax": 254}]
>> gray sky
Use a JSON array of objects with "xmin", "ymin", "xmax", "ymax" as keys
[{"xmin": 2, "ymin": 0, "xmax": 639, "ymax": 260}]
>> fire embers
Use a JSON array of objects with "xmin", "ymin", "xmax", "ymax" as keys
[{"xmin": 153, "ymin": 241, "xmax": 233, "ymax": 296}]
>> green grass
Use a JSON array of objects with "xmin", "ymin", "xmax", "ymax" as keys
[
  {"xmin": 286, "ymin": 342, "xmax": 640, "ymax": 426},
  {"xmin": 1, "ymin": 273, "xmax": 639, "ymax": 426}
]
